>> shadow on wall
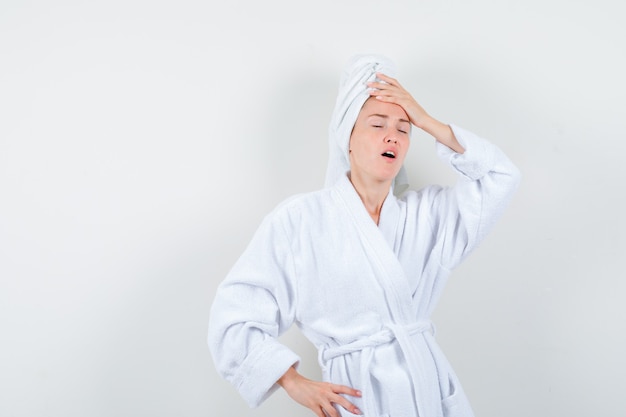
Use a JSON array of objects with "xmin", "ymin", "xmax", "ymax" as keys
[{"xmin": 261, "ymin": 71, "xmax": 338, "ymax": 201}]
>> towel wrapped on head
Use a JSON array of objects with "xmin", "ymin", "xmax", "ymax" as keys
[{"xmin": 325, "ymin": 54, "xmax": 409, "ymax": 196}]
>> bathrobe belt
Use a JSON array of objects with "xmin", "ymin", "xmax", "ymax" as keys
[{"xmin": 320, "ymin": 321, "xmax": 443, "ymax": 417}]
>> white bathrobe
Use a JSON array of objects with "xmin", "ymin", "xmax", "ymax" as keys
[{"xmin": 208, "ymin": 124, "xmax": 521, "ymax": 417}]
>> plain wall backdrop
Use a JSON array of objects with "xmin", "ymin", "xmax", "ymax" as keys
[{"xmin": 1, "ymin": 1, "xmax": 624, "ymax": 416}]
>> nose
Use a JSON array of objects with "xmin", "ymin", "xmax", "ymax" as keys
[{"xmin": 385, "ymin": 136, "xmax": 397, "ymax": 144}]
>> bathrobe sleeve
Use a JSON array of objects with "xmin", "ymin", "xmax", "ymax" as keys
[
  {"xmin": 207, "ymin": 209, "xmax": 300, "ymax": 408},
  {"xmin": 426, "ymin": 124, "xmax": 521, "ymax": 270}
]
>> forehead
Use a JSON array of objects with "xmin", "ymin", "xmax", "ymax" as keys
[{"xmin": 358, "ymin": 97, "xmax": 409, "ymax": 121}]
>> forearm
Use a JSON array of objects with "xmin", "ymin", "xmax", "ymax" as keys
[{"xmin": 417, "ymin": 115, "xmax": 465, "ymax": 154}]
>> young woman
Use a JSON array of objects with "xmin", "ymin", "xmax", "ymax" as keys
[{"xmin": 208, "ymin": 54, "xmax": 521, "ymax": 417}]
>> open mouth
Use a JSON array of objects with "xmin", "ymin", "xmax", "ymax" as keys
[{"xmin": 381, "ymin": 151, "xmax": 396, "ymax": 159}]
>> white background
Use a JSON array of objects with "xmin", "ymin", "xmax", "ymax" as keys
[{"xmin": 1, "ymin": 1, "xmax": 625, "ymax": 416}]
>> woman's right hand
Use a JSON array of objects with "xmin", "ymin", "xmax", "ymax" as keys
[
  {"xmin": 367, "ymin": 72, "xmax": 465, "ymax": 154},
  {"xmin": 277, "ymin": 366, "xmax": 362, "ymax": 417}
]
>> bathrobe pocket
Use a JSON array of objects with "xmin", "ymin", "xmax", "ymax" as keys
[
  {"xmin": 442, "ymin": 371, "xmax": 458, "ymax": 411},
  {"xmin": 441, "ymin": 372, "xmax": 473, "ymax": 417},
  {"xmin": 442, "ymin": 391, "xmax": 460, "ymax": 416}
]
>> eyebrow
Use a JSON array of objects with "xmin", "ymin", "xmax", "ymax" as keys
[{"xmin": 368, "ymin": 113, "xmax": 411, "ymax": 124}]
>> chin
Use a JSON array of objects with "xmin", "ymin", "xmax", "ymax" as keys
[
  {"xmin": 375, "ymin": 174, "xmax": 398, "ymax": 184},
  {"xmin": 382, "ymin": 170, "xmax": 402, "ymax": 181}
]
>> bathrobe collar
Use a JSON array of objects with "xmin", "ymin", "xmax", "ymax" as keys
[{"xmin": 333, "ymin": 175, "xmax": 415, "ymax": 324}]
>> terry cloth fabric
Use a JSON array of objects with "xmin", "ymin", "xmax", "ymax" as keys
[
  {"xmin": 208, "ymin": 126, "xmax": 522, "ymax": 415},
  {"xmin": 324, "ymin": 54, "xmax": 410, "ymax": 196}
]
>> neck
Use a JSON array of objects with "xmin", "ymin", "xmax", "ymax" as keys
[{"xmin": 348, "ymin": 173, "xmax": 392, "ymax": 225}]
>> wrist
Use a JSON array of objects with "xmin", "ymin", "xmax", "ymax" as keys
[
  {"xmin": 277, "ymin": 366, "xmax": 299, "ymax": 389},
  {"xmin": 417, "ymin": 117, "xmax": 464, "ymax": 153},
  {"xmin": 415, "ymin": 114, "xmax": 441, "ymax": 133}
]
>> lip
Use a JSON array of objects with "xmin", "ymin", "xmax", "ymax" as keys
[{"xmin": 381, "ymin": 147, "xmax": 398, "ymax": 159}]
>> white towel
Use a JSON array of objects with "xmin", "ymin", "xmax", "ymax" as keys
[{"xmin": 325, "ymin": 54, "xmax": 409, "ymax": 196}]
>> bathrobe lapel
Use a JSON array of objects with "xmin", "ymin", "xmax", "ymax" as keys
[
  {"xmin": 332, "ymin": 176, "xmax": 444, "ymax": 417},
  {"xmin": 333, "ymin": 176, "xmax": 415, "ymax": 323}
]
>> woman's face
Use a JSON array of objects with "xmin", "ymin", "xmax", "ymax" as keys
[{"xmin": 348, "ymin": 97, "xmax": 411, "ymax": 185}]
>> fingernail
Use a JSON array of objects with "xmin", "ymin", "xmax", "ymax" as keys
[
  {"xmin": 354, "ymin": 408, "xmax": 362, "ymax": 415},
  {"xmin": 356, "ymin": 390, "xmax": 362, "ymax": 396}
]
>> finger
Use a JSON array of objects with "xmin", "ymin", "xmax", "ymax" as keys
[
  {"xmin": 322, "ymin": 404, "xmax": 339, "ymax": 417},
  {"xmin": 367, "ymin": 86, "xmax": 407, "ymax": 101},
  {"xmin": 367, "ymin": 80, "xmax": 390, "ymax": 89},
  {"xmin": 330, "ymin": 384, "xmax": 362, "ymax": 398},
  {"xmin": 368, "ymin": 89, "xmax": 397, "ymax": 100},
  {"xmin": 367, "ymin": 81, "xmax": 399, "ymax": 92},
  {"xmin": 331, "ymin": 394, "xmax": 362, "ymax": 415},
  {"xmin": 375, "ymin": 72, "xmax": 401, "ymax": 86},
  {"xmin": 374, "ymin": 94, "xmax": 400, "ymax": 104}
]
